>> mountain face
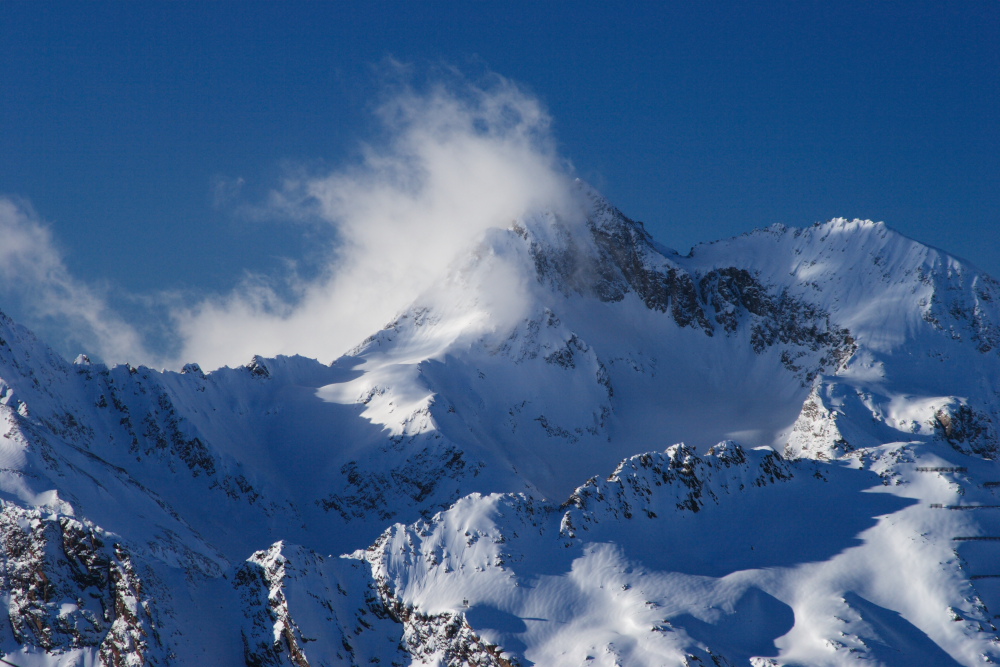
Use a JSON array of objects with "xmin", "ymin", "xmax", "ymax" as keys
[{"xmin": 2, "ymin": 184, "xmax": 1000, "ymax": 665}]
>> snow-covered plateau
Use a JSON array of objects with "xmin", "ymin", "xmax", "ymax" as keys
[{"xmin": 3, "ymin": 183, "xmax": 1000, "ymax": 666}]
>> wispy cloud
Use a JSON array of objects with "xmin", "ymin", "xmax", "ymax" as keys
[
  {"xmin": 170, "ymin": 71, "xmax": 577, "ymax": 368},
  {"xmin": 0, "ymin": 198, "xmax": 155, "ymax": 365},
  {"xmin": 0, "ymin": 70, "xmax": 580, "ymax": 370}
]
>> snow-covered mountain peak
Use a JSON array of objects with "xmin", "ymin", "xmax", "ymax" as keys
[
  {"xmin": 6, "ymin": 188, "xmax": 1000, "ymax": 665},
  {"xmin": 690, "ymin": 217, "xmax": 1000, "ymax": 355}
]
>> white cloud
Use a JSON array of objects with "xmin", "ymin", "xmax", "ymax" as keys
[
  {"xmin": 170, "ymin": 72, "xmax": 578, "ymax": 369},
  {"xmin": 0, "ymin": 72, "xmax": 581, "ymax": 371},
  {"xmin": 0, "ymin": 198, "xmax": 155, "ymax": 365}
]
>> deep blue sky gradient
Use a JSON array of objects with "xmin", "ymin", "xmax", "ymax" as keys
[{"xmin": 2, "ymin": 2, "xmax": 998, "ymax": 297}]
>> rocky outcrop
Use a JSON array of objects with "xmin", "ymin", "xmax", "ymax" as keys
[
  {"xmin": 316, "ymin": 436, "xmax": 473, "ymax": 523},
  {"xmin": 560, "ymin": 442, "xmax": 792, "ymax": 535},
  {"xmin": 921, "ymin": 267, "xmax": 1000, "ymax": 356},
  {"xmin": 786, "ymin": 381, "xmax": 1000, "ymax": 461},
  {"xmin": 235, "ymin": 540, "xmax": 513, "ymax": 667},
  {"xmin": 0, "ymin": 501, "xmax": 163, "ymax": 665},
  {"xmin": 932, "ymin": 400, "xmax": 999, "ymax": 459},
  {"xmin": 520, "ymin": 199, "xmax": 856, "ymax": 385},
  {"xmin": 371, "ymin": 581, "xmax": 518, "ymax": 667},
  {"xmin": 235, "ymin": 541, "xmax": 417, "ymax": 667},
  {"xmin": 235, "ymin": 545, "xmax": 313, "ymax": 667},
  {"xmin": 785, "ymin": 382, "xmax": 855, "ymax": 460}
]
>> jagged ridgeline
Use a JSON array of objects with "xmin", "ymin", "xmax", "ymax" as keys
[{"xmin": 2, "ymin": 185, "xmax": 1000, "ymax": 665}]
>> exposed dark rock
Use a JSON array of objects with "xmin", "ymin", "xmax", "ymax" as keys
[
  {"xmin": 933, "ymin": 403, "xmax": 999, "ymax": 459},
  {"xmin": 0, "ymin": 502, "xmax": 163, "ymax": 664}
]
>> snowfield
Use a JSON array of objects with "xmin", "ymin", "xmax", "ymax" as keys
[{"xmin": 2, "ymin": 183, "xmax": 1000, "ymax": 665}]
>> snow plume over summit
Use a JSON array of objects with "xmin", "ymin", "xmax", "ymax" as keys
[
  {"xmin": 0, "ymin": 71, "xmax": 582, "ymax": 370},
  {"xmin": 173, "ymin": 72, "xmax": 582, "ymax": 370}
]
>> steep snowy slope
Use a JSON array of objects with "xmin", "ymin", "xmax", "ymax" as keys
[
  {"xmin": 318, "ymin": 186, "xmax": 999, "ymax": 503},
  {"xmin": 0, "ymin": 315, "xmax": 489, "ymax": 664},
  {"xmin": 320, "ymin": 187, "xmax": 860, "ymax": 502},
  {"xmin": 2, "ymin": 183, "xmax": 1000, "ymax": 665},
  {"xmin": 359, "ymin": 442, "xmax": 1000, "ymax": 666},
  {"xmin": 687, "ymin": 218, "xmax": 1000, "ymax": 462}
]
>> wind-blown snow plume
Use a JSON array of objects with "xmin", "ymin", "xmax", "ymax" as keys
[
  {"xmin": 0, "ymin": 197, "xmax": 152, "ymax": 364},
  {"xmin": 0, "ymin": 73, "xmax": 580, "ymax": 370},
  {"xmin": 172, "ymin": 74, "xmax": 578, "ymax": 369}
]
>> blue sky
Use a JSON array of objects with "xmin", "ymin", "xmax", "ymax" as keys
[{"xmin": 1, "ymin": 2, "xmax": 998, "ymax": 365}]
